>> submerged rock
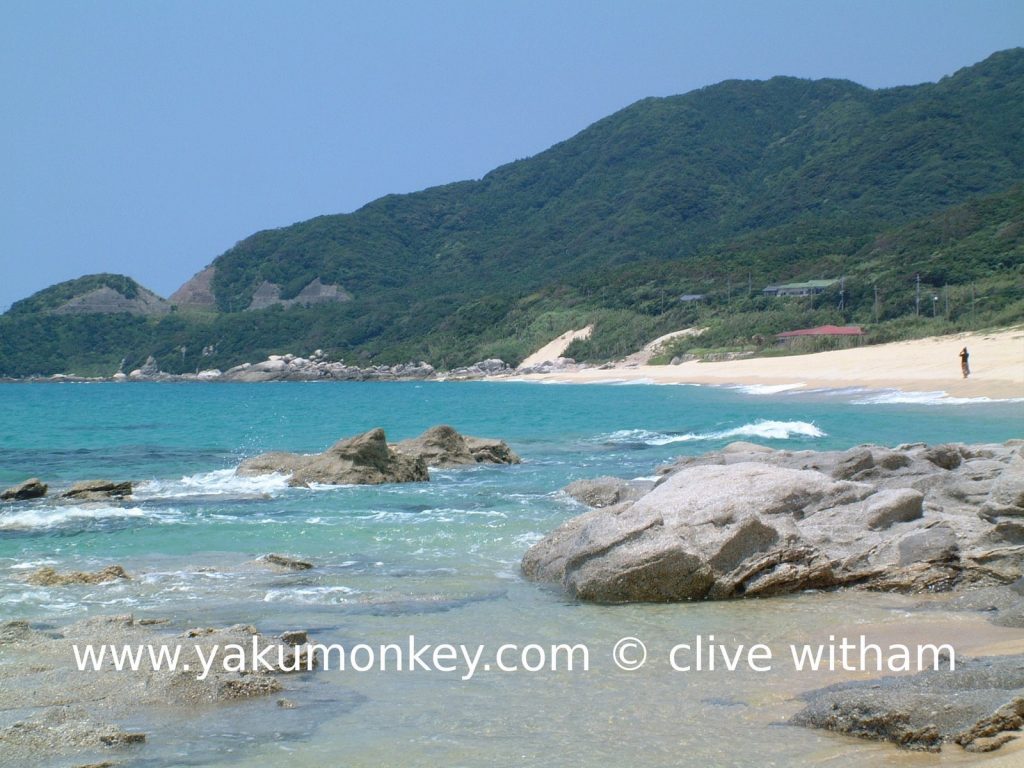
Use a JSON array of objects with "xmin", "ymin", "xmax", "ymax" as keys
[
  {"xmin": 0, "ymin": 614, "xmax": 319, "ymax": 765},
  {"xmin": 257, "ymin": 554, "xmax": 314, "ymax": 571},
  {"xmin": 25, "ymin": 565, "xmax": 130, "ymax": 586},
  {"xmin": 524, "ymin": 440, "xmax": 1024, "ymax": 603},
  {"xmin": 1, "ymin": 477, "xmax": 48, "ymax": 501}
]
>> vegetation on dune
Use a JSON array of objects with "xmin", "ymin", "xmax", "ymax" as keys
[{"xmin": 1, "ymin": 49, "xmax": 1022, "ymax": 377}]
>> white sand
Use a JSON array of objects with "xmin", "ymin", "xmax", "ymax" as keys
[
  {"xmin": 517, "ymin": 327, "xmax": 1024, "ymax": 400},
  {"xmin": 518, "ymin": 325, "xmax": 592, "ymax": 368}
]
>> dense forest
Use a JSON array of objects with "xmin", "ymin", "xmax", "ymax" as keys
[{"xmin": 2, "ymin": 49, "xmax": 1022, "ymax": 377}]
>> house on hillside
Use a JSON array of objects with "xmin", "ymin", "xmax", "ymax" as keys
[
  {"xmin": 762, "ymin": 279, "xmax": 838, "ymax": 297},
  {"xmin": 775, "ymin": 325, "xmax": 864, "ymax": 347}
]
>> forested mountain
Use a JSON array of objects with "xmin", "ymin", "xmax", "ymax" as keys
[{"xmin": 2, "ymin": 49, "xmax": 1022, "ymax": 376}]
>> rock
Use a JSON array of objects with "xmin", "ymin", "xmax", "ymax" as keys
[
  {"xmin": 464, "ymin": 436, "xmax": 521, "ymax": 465},
  {"xmin": 898, "ymin": 525, "xmax": 958, "ymax": 565},
  {"xmin": 721, "ymin": 441, "xmax": 774, "ymax": 454},
  {"xmin": 218, "ymin": 676, "xmax": 282, "ymax": 699},
  {"xmin": 562, "ymin": 477, "xmax": 650, "ymax": 508},
  {"xmin": 238, "ymin": 428, "xmax": 429, "ymax": 486},
  {"xmin": 240, "ymin": 426, "xmax": 517, "ymax": 484},
  {"xmin": 138, "ymin": 356, "xmax": 157, "ymax": 376},
  {"xmin": 922, "ymin": 444, "xmax": 964, "ymax": 470},
  {"xmin": 280, "ymin": 630, "xmax": 308, "ymax": 646},
  {"xmin": 26, "ymin": 565, "xmax": 130, "ymax": 586},
  {"xmin": 257, "ymin": 554, "xmax": 314, "ymax": 571},
  {"xmin": 61, "ymin": 480, "xmax": 133, "ymax": 502},
  {"xmin": 981, "ymin": 457, "xmax": 1024, "ymax": 519},
  {"xmin": 525, "ymin": 462, "xmax": 874, "ymax": 602},
  {"xmin": 793, "ymin": 656, "xmax": 1024, "ymax": 752},
  {"xmin": 394, "ymin": 425, "xmax": 478, "ymax": 467},
  {"xmin": 524, "ymin": 441, "xmax": 1024, "ymax": 603},
  {"xmin": 832, "ymin": 448, "xmax": 875, "ymax": 479},
  {"xmin": 866, "ymin": 488, "xmax": 924, "ymax": 530},
  {"xmin": 393, "ymin": 425, "xmax": 520, "ymax": 468},
  {"xmin": 0, "ymin": 619, "xmax": 33, "ymax": 644},
  {"xmin": 0, "ymin": 706, "xmax": 147, "ymax": 752},
  {"xmin": 956, "ymin": 697, "xmax": 1024, "ymax": 749},
  {"xmin": 1, "ymin": 477, "xmax": 48, "ymax": 501}
]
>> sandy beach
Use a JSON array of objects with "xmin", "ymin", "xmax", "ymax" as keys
[{"xmin": 518, "ymin": 327, "xmax": 1024, "ymax": 400}]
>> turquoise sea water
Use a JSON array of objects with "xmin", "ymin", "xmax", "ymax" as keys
[{"xmin": 1, "ymin": 381, "xmax": 1022, "ymax": 767}]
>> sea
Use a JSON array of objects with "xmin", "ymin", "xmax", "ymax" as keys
[{"xmin": 1, "ymin": 380, "xmax": 1022, "ymax": 767}]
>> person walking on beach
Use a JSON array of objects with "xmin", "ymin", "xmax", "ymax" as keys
[{"xmin": 959, "ymin": 347, "xmax": 970, "ymax": 378}]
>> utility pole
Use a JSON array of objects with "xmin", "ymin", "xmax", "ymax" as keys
[
  {"xmin": 873, "ymin": 283, "xmax": 879, "ymax": 323},
  {"xmin": 838, "ymin": 277, "xmax": 845, "ymax": 312},
  {"xmin": 972, "ymin": 284, "xmax": 976, "ymax": 320},
  {"xmin": 915, "ymin": 273, "xmax": 921, "ymax": 317},
  {"xmin": 944, "ymin": 285, "xmax": 949, "ymax": 318}
]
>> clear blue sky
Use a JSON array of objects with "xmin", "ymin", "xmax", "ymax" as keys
[{"xmin": 2, "ymin": 0, "xmax": 1022, "ymax": 310}]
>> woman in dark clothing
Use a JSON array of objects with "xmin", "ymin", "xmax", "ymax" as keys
[{"xmin": 959, "ymin": 347, "xmax": 970, "ymax": 378}]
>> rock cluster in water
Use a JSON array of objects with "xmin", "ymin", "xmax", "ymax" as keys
[
  {"xmin": 238, "ymin": 425, "xmax": 520, "ymax": 486},
  {"xmin": 1, "ymin": 478, "xmax": 133, "ymax": 504},
  {"xmin": 524, "ymin": 440, "xmax": 1024, "ymax": 602}
]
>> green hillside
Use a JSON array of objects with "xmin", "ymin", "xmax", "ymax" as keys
[{"xmin": 1, "ymin": 49, "xmax": 1023, "ymax": 377}]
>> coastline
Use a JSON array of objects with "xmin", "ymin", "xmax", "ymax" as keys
[
  {"xmin": 3, "ymin": 327, "xmax": 1021, "ymax": 402},
  {"xmin": 515, "ymin": 328, "xmax": 1024, "ymax": 401}
]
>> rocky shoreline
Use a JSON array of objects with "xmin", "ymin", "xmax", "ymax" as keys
[
  {"xmin": 526, "ymin": 439, "xmax": 1024, "ymax": 752},
  {"xmin": 1, "ymin": 349, "xmax": 598, "ymax": 384}
]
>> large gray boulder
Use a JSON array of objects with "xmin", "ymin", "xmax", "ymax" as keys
[
  {"xmin": 393, "ymin": 425, "xmax": 520, "ymax": 468},
  {"xmin": 524, "ymin": 440, "xmax": 1024, "ymax": 603},
  {"xmin": 238, "ymin": 428, "xmax": 428, "ymax": 486}
]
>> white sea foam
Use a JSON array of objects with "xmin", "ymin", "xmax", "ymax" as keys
[
  {"xmin": 851, "ymin": 389, "xmax": 1024, "ymax": 406},
  {"xmin": 263, "ymin": 585, "xmax": 358, "ymax": 604},
  {"xmin": 0, "ymin": 505, "xmax": 149, "ymax": 531},
  {"xmin": 134, "ymin": 469, "xmax": 293, "ymax": 499},
  {"xmin": 730, "ymin": 383, "xmax": 807, "ymax": 395},
  {"xmin": 599, "ymin": 419, "xmax": 826, "ymax": 446}
]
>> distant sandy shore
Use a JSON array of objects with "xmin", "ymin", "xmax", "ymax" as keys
[{"xmin": 516, "ymin": 328, "xmax": 1024, "ymax": 401}]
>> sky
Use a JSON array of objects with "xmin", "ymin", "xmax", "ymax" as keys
[{"xmin": 1, "ymin": 1, "xmax": 1022, "ymax": 311}]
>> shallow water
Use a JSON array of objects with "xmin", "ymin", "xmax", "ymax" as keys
[{"xmin": 0, "ymin": 381, "xmax": 1022, "ymax": 766}]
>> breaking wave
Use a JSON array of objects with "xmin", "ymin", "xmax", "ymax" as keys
[
  {"xmin": 133, "ymin": 469, "xmax": 294, "ymax": 500},
  {"xmin": 851, "ymin": 389, "xmax": 1024, "ymax": 406},
  {"xmin": 729, "ymin": 383, "xmax": 806, "ymax": 395},
  {"xmin": 0, "ymin": 505, "xmax": 151, "ymax": 531},
  {"xmin": 598, "ymin": 419, "xmax": 826, "ymax": 446}
]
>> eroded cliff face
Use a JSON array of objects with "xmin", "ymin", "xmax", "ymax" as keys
[
  {"xmin": 168, "ymin": 265, "xmax": 218, "ymax": 310},
  {"xmin": 51, "ymin": 285, "xmax": 170, "ymax": 316}
]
